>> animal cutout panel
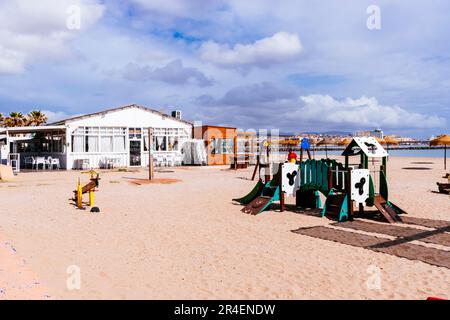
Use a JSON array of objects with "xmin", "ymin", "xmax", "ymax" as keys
[
  {"xmin": 350, "ymin": 169, "xmax": 370, "ymax": 205},
  {"xmin": 281, "ymin": 163, "xmax": 300, "ymax": 196},
  {"xmin": 342, "ymin": 137, "xmax": 388, "ymax": 158}
]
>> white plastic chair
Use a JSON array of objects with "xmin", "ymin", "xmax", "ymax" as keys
[
  {"xmin": 82, "ymin": 159, "xmax": 90, "ymax": 170},
  {"xmin": 35, "ymin": 157, "xmax": 46, "ymax": 170},
  {"xmin": 174, "ymin": 154, "xmax": 183, "ymax": 166},
  {"xmin": 50, "ymin": 157, "xmax": 60, "ymax": 170},
  {"xmin": 166, "ymin": 154, "xmax": 175, "ymax": 167},
  {"xmin": 25, "ymin": 157, "xmax": 34, "ymax": 169}
]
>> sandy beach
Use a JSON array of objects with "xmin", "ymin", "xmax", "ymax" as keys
[{"xmin": 0, "ymin": 156, "xmax": 449, "ymax": 300}]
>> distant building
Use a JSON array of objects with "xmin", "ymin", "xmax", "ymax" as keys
[{"xmin": 355, "ymin": 129, "xmax": 384, "ymax": 139}]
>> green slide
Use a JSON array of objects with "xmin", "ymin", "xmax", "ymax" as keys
[{"xmin": 232, "ymin": 180, "xmax": 264, "ymax": 205}]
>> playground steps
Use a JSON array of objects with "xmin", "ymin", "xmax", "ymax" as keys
[
  {"xmin": 374, "ymin": 195, "xmax": 402, "ymax": 223},
  {"xmin": 322, "ymin": 192, "xmax": 349, "ymax": 222},
  {"xmin": 326, "ymin": 194, "xmax": 346, "ymax": 214}
]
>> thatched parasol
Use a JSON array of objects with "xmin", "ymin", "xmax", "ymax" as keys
[
  {"xmin": 279, "ymin": 139, "xmax": 301, "ymax": 146},
  {"xmin": 384, "ymin": 136, "xmax": 399, "ymax": 145},
  {"xmin": 430, "ymin": 134, "xmax": 450, "ymax": 170},
  {"xmin": 382, "ymin": 136, "xmax": 399, "ymax": 154},
  {"xmin": 337, "ymin": 137, "xmax": 352, "ymax": 146},
  {"xmin": 317, "ymin": 137, "xmax": 337, "ymax": 158}
]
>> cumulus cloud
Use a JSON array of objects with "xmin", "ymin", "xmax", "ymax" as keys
[
  {"xmin": 195, "ymin": 86, "xmax": 445, "ymax": 132},
  {"xmin": 0, "ymin": 0, "xmax": 104, "ymax": 74},
  {"xmin": 199, "ymin": 32, "xmax": 302, "ymax": 68},
  {"xmin": 295, "ymin": 95, "xmax": 446, "ymax": 130},
  {"xmin": 124, "ymin": 59, "xmax": 214, "ymax": 87}
]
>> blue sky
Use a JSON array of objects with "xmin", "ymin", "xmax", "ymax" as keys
[{"xmin": 0, "ymin": 0, "xmax": 448, "ymax": 138}]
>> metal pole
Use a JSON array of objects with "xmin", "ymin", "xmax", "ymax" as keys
[{"xmin": 148, "ymin": 127, "xmax": 154, "ymax": 180}]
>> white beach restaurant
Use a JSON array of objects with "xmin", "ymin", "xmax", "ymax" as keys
[{"xmin": 0, "ymin": 105, "xmax": 193, "ymax": 171}]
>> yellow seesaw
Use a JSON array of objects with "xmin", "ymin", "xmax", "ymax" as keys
[{"xmin": 74, "ymin": 170, "xmax": 100, "ymax": 211}]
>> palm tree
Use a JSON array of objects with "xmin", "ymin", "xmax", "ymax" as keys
[
  {"xmin": 4, "ymin": 112, "xmax": 26, "ymax": 127},
  {"xmin": 27, "ymin": 110, "xmax": 48, "ymax": 126},
  {"xmin": 0, "ymin": 113, "xmax": 4, "ymax": 127}
]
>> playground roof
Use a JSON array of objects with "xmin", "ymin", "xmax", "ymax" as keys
[{"xmin": 341, "ymin": 137, "xmax": 388, "ymax": 158}]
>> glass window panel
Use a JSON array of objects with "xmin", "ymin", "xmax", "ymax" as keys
[
  {"xmin": 168, "ymin": 136, "xmax": 179, "ymax": 151},
  {"xmin": 86, "ymin": 136, "xmax": 99, "ymax": 152},
  {"xmin": 72, "ymin": 135, "xmax": 84, "ymax": 152},
  {"xmin": 101, "ymin": 136, "xmax": 113, "ymax": 152},
  {"xmin": 114, "ymin": 136, "xmax": 126, "ymax": 152},
  {"xmin": 155, "ymin": 136, "xmax": 166, "ymax": 151}
]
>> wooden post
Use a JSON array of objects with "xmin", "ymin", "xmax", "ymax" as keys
[
  {"xmin": 234, "ymin": 134, "xmax": 238, "ymax": 170},
  {"xmin": 279, "ymin": 167, "xmax": 285, "ymax": 212},
  {"xmin": 251, "ymin": 156, "xmax": 259, "ymax": 181},
  {"xmin": 280, "ymin": 191, "xmax": 286, "ymax": 212},
  {"xmin": 148, "ymin": 127, "xmax": 154, "ymax": 180},
  {"xmin": 306, "ymin": 149, "xmax": 312, "ymax": 160},
  {"xmin": 328, "ymin": 168, "xmax": 333, "ymax": 190},
  {"xmin": 300, "ymin": 148, "xmax": 304, "ymax": 163}
]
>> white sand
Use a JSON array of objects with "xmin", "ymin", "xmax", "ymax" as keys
[{"xmin": 0, "ymin": 156, "xmax": 449, "ymax": 299}]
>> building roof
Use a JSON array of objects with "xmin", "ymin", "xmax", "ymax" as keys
[
  {"xmin": 0, "ymin": 125, "xmax": 66, "ymax": 134},
  {"xmin": 48, "ymin": 104, "xmax": 193, "ymax": 126}
]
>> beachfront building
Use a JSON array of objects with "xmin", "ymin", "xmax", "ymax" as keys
[
  {"xmin": 0, "ymin": 105, "xmax": 193, "ymax": 170},
  {"xmin": 193, "ymin": 125, "xmax": 237, "ymax": 165}
]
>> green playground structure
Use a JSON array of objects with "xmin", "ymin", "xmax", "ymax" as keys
[{"xmin": 233, "ymin": 137, "xmax": 407, "ymax": 223}]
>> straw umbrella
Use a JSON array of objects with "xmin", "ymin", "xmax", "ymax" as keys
[
  {"xmin": 317, "ymin": 137, "xmax": 337, "ymax": 158},
  {"xmin": 383, "ymin": 136, "xmax": 399, "ymax": 154},
  {"xmin": 337, "ymin": 137, "xmax": 352, "ymax": 146},
  {"xmin": 308, "ymin": 137, "xmax": 320, "ymax": 159},
  {"xmin": 430, "ymin": 134, "xmax": 450, "ymax": 170},
  {"xmin": 375, "ymin": 137, "xmax": 386, "ymax": 145}
]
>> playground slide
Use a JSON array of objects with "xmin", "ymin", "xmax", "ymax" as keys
[
  {"xmin": 232, "ymin": 180, "xmax": 264, "ymax": 205},
  {"xmin": 241, "ymin": 182, "xmax": 280, "ymax": 215},
  {"xmin": 374, "ymin": 195, "xmax": 403, "ymax": 223}
]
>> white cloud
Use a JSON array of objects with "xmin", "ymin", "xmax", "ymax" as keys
[
  {"xmin": 0, "ymin": 0, "xmax": 104, "ymax": 74},
  {"xmin": 296, "ymin": 95, "xmax": 446, "ymax": 129},
  {"xmin": 199, "ymin": 32, "xmax": 302, "ymax": 68}
]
